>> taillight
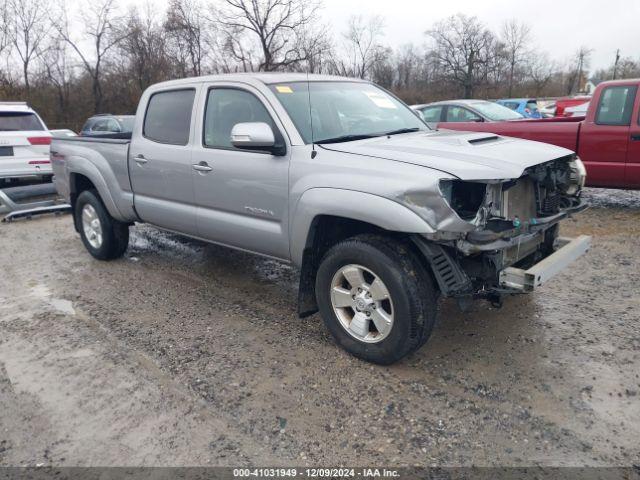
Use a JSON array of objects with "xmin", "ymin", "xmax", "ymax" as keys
[{"xmin": 28, "ymin": 136, "xmax": 52, "ymax": 145}]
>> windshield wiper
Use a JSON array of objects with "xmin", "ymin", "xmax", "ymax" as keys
[
  {"xmin": 383, "ymin": 127, "xmax": 421, "ymax": 136},
  {"xmin": 316, "ymin": 134, "xmax": 381, "ymax": 144}
]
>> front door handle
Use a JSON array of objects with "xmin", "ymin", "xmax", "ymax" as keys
[
  {"xmin": 631, "ymin": 134, "xmax": 640, "ymax": 141},
  {"xmin": 193, "ymin": 162, "xmax": 213, "ymax": 172},
  {"xmin": 133, "ymin": 154, "xmax": 148, "ymax": 164}
]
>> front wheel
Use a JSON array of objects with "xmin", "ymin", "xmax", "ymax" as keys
[
  {"xmin": 75, "ymin": 189, "xmax": 129, "ymax": 260},
  {"xmin": 315, "ymin": 234, "xmax": 438, "ymax": 365}
]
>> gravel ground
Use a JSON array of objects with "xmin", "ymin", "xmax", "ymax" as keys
[{"xmin": 0, "ymin": 188, "xmax": 639, "ymax": 467}]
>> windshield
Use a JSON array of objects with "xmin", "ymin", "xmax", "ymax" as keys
[
  {"xmin": 0, "ymin": 112, "xmax": 45, "ymax": 131},
  {"xmin": 268, "ymin": 81, "xmax": 428, "ymax": 144},
  {"xmin": 470, "ymin": 102, "xmax": 524, "ymax": 121}
]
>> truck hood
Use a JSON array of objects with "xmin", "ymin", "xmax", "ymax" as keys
[{"xmin": 319, "ymin": 129, "xmax": 575, "ymax": 180}]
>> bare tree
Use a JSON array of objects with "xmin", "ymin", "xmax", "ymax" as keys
[
  {"xmin": 37, "ymin": 35, "xmax": 73, "ymax": 123},
  {"xmin": 334, "ymin": 15, "xmax": 385, "ymax": 79},
  {"xmin": 0, "ymin": 0, "xmax": 11, "ymax": 57},
  {"xmin": 55, "ymin": 0, "xmax": 128, "ymax": 113},
  {"xmin": 528, "ymin": 51, "xmax": 555, "ymax": 96},
  {"xmin": 218, "ymin": 0, "xmax": 321, "ymax": 71},
  {"xmin": 501, "ymin": 19, "xmax": 531, "ymax": 97},
  {"xmin": 427, "ymin": 14, "xmax": 498, "ymax": 98},
  {"xmin": 9, "ymin": 0, "xmax": 50, "ymax": 94},
  {"xmin": 566, "ymin": 46, "xmax": 593, "ymax": 94},
  {"xmin": 122, "ymin": 5, "xmax": 172, "ymax": 91},
  {"xmin": 165, "ymin": 0, "xmax": 208, "ymax": 77}
]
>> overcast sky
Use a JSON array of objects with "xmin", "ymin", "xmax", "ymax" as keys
[
  {"xmin": 115, "ymin": 0, "xmax": 638, "ymax": 72},
  {"xmin": 321, "ymin": 0, "xmax": 639, "ymax": 71}
]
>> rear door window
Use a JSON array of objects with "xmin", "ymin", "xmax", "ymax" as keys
[
  {"xmin": 0, "ymin": 112, "xmax": 44, "ymax": 131},
  {"xmin": 595, "ymin": 85, "xmax": 637, "ymax": 126},
  {"xmin": 143, "ymin": 89, "xmax": 196, "ymax": 145},
  {"xmin": 420, "ymin": 106, "xmax": 442, "ymax": 122}
]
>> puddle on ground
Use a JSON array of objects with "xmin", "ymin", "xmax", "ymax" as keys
[{"xmin": 30, "ymin": 283, "xmax": 76, "ymax": 315}]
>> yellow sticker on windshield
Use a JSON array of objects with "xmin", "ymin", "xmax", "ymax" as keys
[{"xmin": 276, "ymin": 85, "xmax": 293, "ymax": 93}]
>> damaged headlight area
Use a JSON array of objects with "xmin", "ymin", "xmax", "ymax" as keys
[
  {"xmin": 438, "ymin": 179, "xmax": 488, "ymax": 222},
  {"xmin": 437, "ymin": 155, "xmax": 587, "ymax": 236}
]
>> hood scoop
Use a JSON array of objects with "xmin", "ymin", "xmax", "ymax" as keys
[{"xmin": 468, "ymin": 135, "xmax": 500, "ymax": 145}]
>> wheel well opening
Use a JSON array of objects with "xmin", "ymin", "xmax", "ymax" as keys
[
  {"xmin": 70, "ymin": 174, "xmax": 96, "ymax": 209},
  {"xmin": 297, "ymin": 215, "xmax": 394, "ymax": 318},
  {"xmin": 70, "ymin": 174, "xmax": 97, "ymax": 232}
]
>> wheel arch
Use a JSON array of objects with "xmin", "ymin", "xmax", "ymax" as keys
[
  {"xmin": 68, "ymin": 165, "xmax": 124, "ymax": 222},
  {"xmin": 292, "ymin": 188, "xmax": 436, "ymax": 318}
]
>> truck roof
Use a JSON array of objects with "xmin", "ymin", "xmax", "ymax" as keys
[{"xmin": 149, "ymin": 73, "xmax": 367, "ymax": 90}]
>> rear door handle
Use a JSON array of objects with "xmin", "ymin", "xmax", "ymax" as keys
[
  {"xmin": 631, "ymin": 134, "xmax": 640, "ymax": 141},
  {"xmin": 193, "ymin": 162, "xmax": 213, "ymax": 172},
  {"xmin": 133, "ymin": 154, "xmax": 148, "ymax": 164}
]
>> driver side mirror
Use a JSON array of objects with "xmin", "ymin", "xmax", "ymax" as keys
[{"xmin": 231, "ymin": 122, "xmax": 285, "ymax": 156}]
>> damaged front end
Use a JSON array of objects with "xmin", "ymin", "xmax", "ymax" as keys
[{"xmin": 412, "ymin": 155, "xmax": 590, "ymax": 304}]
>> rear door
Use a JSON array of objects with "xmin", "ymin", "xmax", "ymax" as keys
[
  {"xmin": 129, "ymin": 86, "xmax": 200, "ymax": 235},
  {"xmin": 579, "ymin": 84, "xmax": 637, "ymax": 188},
  {"xmin": 190, "ymin": 84, "xmax": 291, "ymax": 259},
  {"xmin": 0, "ymin": 110, "xmax": 51, "ymax": 179}
]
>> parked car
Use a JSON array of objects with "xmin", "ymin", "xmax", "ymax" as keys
[
  {"xmin": 411, "ymin": 100, "xmax": 523, "ymax": 125},
  {"xmin": 80, "ymin": 114, "xmax": 135, "ymax": 137},
  {"xmin": 51, "ymin": 73, "xmax": 589, "ymax": 365},
  {"xmin": 435, "ymin": 79, "xmax": 640, "ymax": 189},
  {"xmin": 555, "ymin": 96, "xmax": 591, "ymax": 117},
  {"xmin": 0, "ymin": 101, "xmax": 52, "ymax": 182},
  {"xmin": 563, "ymin": 101, "xmax": 589, "ymax": 117},
  {"xmin": 50, "ymin": 129, "xmax": 78, "ymax": 137},
  {"xmin": 538, "ymin": 101, "xmax": 557, "ymax": 118},
  {"xmin": 496, "ymin": 98, "xmax": 543, "ymax": 118}
]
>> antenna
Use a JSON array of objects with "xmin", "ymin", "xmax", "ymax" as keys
[{"xmin": 306, "ymin": 71, "xmax": 317, "ymax": 159}]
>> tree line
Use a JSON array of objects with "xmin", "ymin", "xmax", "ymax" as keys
[{"xmin": 0, "ymin": 0, "xmax": 637, "ymax": 130}]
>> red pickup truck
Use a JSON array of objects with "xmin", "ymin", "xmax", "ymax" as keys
[{"xmin": 437, "ymin": 79, "xmax": 640, "ymax": 189}]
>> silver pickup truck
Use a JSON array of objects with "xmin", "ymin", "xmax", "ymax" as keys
[{"xmin": 52, "ymin": 73, "xmax": 590, "ymax": 364}]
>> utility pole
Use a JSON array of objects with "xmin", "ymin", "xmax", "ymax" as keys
[{"xmin": 612, "ymin": 49, "xmax": 621, "ymax": 80}]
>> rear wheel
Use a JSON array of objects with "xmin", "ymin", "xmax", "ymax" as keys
[
  {"xmin": 315, "ymin": 234, "xmax": 438, "ymax": 365},
  {"xmin": 75, "ymin": 190, "xmax": 129, "ymax": 260}
]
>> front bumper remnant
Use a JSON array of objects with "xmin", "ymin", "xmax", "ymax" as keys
[{"xmin": 499, "ymin": 235, "xmax": 591, "ymax": 292}]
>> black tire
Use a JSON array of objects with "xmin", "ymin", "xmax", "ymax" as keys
[
  {"xmin": 75, "ymin": 189, "xmax": 129, "ymax": 260},
  {"xmin": 315, "ymin": 234, "xmax": 438, "ymax": 365}
]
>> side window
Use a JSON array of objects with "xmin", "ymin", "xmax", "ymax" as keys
[
  {"xmin": 502, "ymin": 102, "xmax": 518, "ymax": 111},
  {"xmin": 81, "ymin": 119, "xmax": 94, "ymax": 132},
  {"xmin": 107, "ymin": 119, "xmax": 121, "ymax": 132},
  {"xmin": 446, "ymin": 106, "xmax": 480, "ymax": 122},
  {"xmin": 595, "ymin": 85, "xmax": 637, "ymax": 126},
  {"xmin": 92, "ymin": 119, "xmax": 109, "ymax": 132},
  {"xmin": 420, "ymin": 106, "xmax": 442, "ymax": 123},
  {"xmin": 143, "ymin": 89, "xmax": 195, "ymax": 145},
  {"xmin": 203, "ymin": 88, "xmax": 278, "ymax": 150}
]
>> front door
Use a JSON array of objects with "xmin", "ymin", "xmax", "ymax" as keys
[
  {"xmin": 579, "ymin": 84, "xmax": 637, "ymax": 188},
  {"xmin": 191, "ymin": 86, "xmax": 291, "ymax": 260},
  {"xmin": 129, "ymin": 87, "xmax": 199, "ymax": 235},
  {"xmin": 625, "ymin": 92, "xmax": 640, "ymax": 188}
]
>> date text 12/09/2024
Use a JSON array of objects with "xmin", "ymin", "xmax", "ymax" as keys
[{"xmin": 233, "ymin": 468, "xmax": 400, "ymax": 478}]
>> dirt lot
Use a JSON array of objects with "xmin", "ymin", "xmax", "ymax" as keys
[{"xmin": 0, "ymin": 188, "xmax": 639, "ymax": 467}]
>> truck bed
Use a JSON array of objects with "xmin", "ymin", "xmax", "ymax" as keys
[
  {"xmin": 436, "ymin": 119, "xmax": 581, "ymax": 152},
  {"xmin": 50, "ymin": 135, "xmax": 135, "ymax": 222}
]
